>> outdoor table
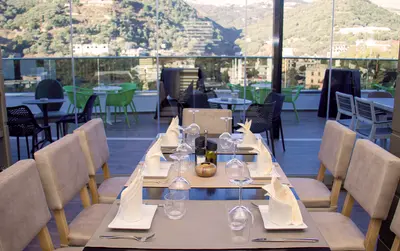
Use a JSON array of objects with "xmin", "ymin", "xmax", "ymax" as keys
[
  {"xmin": 208, "ymin": 98, "xmax": 252, "ymax": 128},
  {"xmin": 366, "ymin": 97, "xmax": 394, "ymax": 113},
  {"xmin": 252, "ymin": 83, "xmax": 272, "ymax": 89},
  {"xmin": 23, "ymin": 98, "xmax": 65, "ymax": 145},
  {"xmin": 93, "ymin": 86, "xmax": 122, "ymax": 125}
]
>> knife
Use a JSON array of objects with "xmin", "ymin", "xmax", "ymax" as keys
[{"xmin": 252, "ymin": 237, "xmax": 319, "ymax": 243}]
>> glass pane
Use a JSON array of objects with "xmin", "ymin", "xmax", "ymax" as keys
[
  {"xmin": 282, "ymin": 0, "xmax": 334, "ymax": 175},
  {"xmin": 2, "ymin": 0, "xmax": 72, "ymax": 162},
  {"xmin": 333, "ymin": 1, "xmax": 400, "ymax": 91}
]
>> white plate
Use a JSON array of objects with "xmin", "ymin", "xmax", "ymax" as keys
[
  {"xmin": 108, "ymin": 204, "xmax": 157, "ymax": 230},
  {"xmin": 143, "ymin": 162, "xmax": 172, "ymax": 178},
  {"xmin": 259, "ymin": 205, "xmax": 308, "ymax": 230},
  {"xmin": 247, "ymin": 163, "xmax": 281, "ymax": 179}
]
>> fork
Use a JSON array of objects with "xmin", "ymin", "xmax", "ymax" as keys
[{"xmin": 100, "ymin": 233, "xmax": 155, "ymax": 242}]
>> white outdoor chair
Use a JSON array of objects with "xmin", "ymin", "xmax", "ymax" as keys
[{"xmin": 335, "ymin": 92, "xmax": 356, "ymax": 130}]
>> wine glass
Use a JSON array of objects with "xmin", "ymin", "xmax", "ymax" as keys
[
  {"xmin": 225, "ymin": 158, "xmax": 253, "ymax": 230},
  {"xmin": 169, "ymin": 150, "xmax": 191, "ymax": 199},
  {"xmin": 219, "ymin": 117, "xmax": 233, "ymax": 152},
  {"xmin": 229, "ymin": 136, "xmax": 243, "ymax": 159},
  {"xmin": 177, "ymin": 127, "xmax": 194, "ymax": 171},
  {"xmin": 226, "ymin": 204, "xmax": 254, "ymax": 243},
  {"xmin": 185, "ymin": 109, "xmax": 200, "ymax": 149}
]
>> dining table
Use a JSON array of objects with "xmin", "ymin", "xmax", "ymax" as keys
[
  {"xmin": 208, "ymin": 98, "xmax": 252, "ymax": 128},
  {"xmin": 83, "ymin": 134, "xmax": 330, "ymax": 251},
  {"xmin": 23, "ymin": 98, "xmax": 65, "ymax": 146},
  {"xmin": 366, "ymin": 97, "xmax": 394, "ymax": 113},
  {"xmin": 93, "ymin": 85, "xmax": 122, "ymax": 125}
]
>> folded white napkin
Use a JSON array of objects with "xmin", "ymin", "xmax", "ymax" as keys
[
  {"xmin": 262, "ymin": 177, "xmax": 303, "ymax": 226},
  {"xmin": 237, "ymin": 119, "xmax": 257, "ymax": 147},
  {"xmin": 250, "ymin": 138, "xmax": 273, "ymax": 175},
  {"xmin": 119, "ymin": 167, "xmax": 144, "ymax": 222},
  {"xmin": 145, "ymin": 138, "xmax": 166, "ymax": 175},
  {"xmin": 162, "ymin": 116, "xmax": 180, "ymax": 146}
]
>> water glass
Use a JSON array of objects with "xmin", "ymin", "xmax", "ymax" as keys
[{"xmin": 164, "ymin": 192, "xmax": 187, "ymax": 220}]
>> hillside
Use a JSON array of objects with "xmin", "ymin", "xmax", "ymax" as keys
[
  {"xmin": 0, "ymin": 0, "xmax": 238, "ymax": 57},
  {"xmin": 235, "ymin": 0, "xmax": 400, "ymax": 57}
]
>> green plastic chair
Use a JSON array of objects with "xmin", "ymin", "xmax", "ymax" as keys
[
  {"xmin": 282, "ymin": 85, "xmax": 303, "ymax": 122},
  {"xmin": 238, "ymin": 86, "xmax": 255, "ymax": 102},
  {"xmin": 119, "ymin": 83, "xmax": 138, "ymax": 118},
  {"xmin": 63, "ymin": 86, "xmax": 102, "ymax": 117},
  {"xmin": 106, "ymin": 89, "xmax": 137, "ymax": 127},
  {"xmin": 252, "ymin": 87, "xmax": 272, "ymax": 104}
]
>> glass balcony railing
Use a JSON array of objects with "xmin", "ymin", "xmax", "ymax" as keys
[{"xmin": 2, "ymin": 56, "xmax": 398, "ymax": 93}]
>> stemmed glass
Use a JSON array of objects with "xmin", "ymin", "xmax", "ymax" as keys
[
  {"xmin": 169, "ymin": 148, "xmax": 191, "ymax": 195},
  {"xmin": 219, "ymin": 117, "xmax": 233, "ymax": 152},
  {"xmin": 225, "ymin": 138, "xmax": 253, "ymax": 231},
  {"xmin": 185, "ymin": 109, "xmax": 200, "ymax": 150}
]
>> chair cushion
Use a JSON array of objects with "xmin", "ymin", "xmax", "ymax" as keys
[
  {"xmin": 310, "ymin": 212, "xmax": 365, "ymax": 251},
  {"xmin": 288, "ymin": 178, "xmax": 331, "ymax": 208},
  {"xmin": 98, "ymin": 177, "xmax": 129, "ymax": 204},
  {"xmin": 68, "ymin": 204, "xmax": 111, "ymax": 246}
]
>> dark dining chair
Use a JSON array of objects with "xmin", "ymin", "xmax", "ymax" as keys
[
  {"xmin": 7, "ymin": 105, "xmax": 48, "ymax": 160},
  {"xmin": 56, "ymin": 94, "xmax": 98, "ymax": 139},
  {"xmin": 244, "ymin": 102, "xmax": 276, "ymax": 156},
  {"xmin": 266, "ymin": 92, "xmax": 286, "ymax": 152}
]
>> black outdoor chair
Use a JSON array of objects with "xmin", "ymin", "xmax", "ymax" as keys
[
  {"xmin": 244, "ymin": 102, "xmax": 276, "ymax": 156},
  {"xmin": 187, "ymin": 91, "xmax": 211, "ymax": 109},
  {"xmin": 35, "ymin": 79, "xmax": 64, "ymax": 112},
  {"xmin": 7, "ymin": 105, "xmax": 48, "ymax": 160},
  {"xmin": 56, "ymin": 94, "xmax": 98, "ymax": 139},
  {"xmin": 205, "ymin": 90, "xmax": 222, "ymax": 109},
  {"xmin": 266, "ymin": 92, "xmax": 286, "ymax": 152}
]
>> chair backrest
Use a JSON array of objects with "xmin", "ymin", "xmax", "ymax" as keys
[
  {"xmin": 238, "ymin": 86, "xmax": 254, "ymax": 101},
  {"xmin": 336, "ymin": 91, "xmax": 355, "ymax": 117},
  {"xmin": 391, "ymin": 202, "xmax": 400, "ymax": 239},
  {"xmin": 205, "ymin": 90, "xmax": 222, "ymax": 109},
  {"xmin": 7, "ymin": 105, "xmax": 40, "ymax": 137},
  {"xmin": 282, "ymin": 88, "xmax": 293, "ymax": 102},
  {"xmin": 0, "ymin": 160, "xmax": 52, "ymax": 251},
  {"xmin": 35, "ymin": 79, "xmax": 64, "ymax": 112},
  {"xmin": 245, "ymin": 102, "xmax": 275, "ymax": 133},
  {"xmin": 81, "ymin": 94, "xmax": 98, "ymax": 120},
  {"xmin": 120, "ymin": 83, "xmax": 137, "ymax": 91},
  {"xmin": 344, "ymin": 139, "xmax": 400, "ymax": 219},
  {"xmin": 367, "ymin": 91, "xmax": 393, "ymax": 98},
  {"xmin": 34, "ymin": 133, "xmax": 90, "ymax": 210},
  {"xmin": 182, "ymin": 108, "xmax": 232, "ymax": 135},
  {"xmin": 354, "ymin": 97, "xmax": 376, "ymax": 124},
  {"xmin": 74, "ymin": 118, "xmax": 109, "ymax": 176},
  {"xmin": 318, "ymin": 121, "xmax": 356, "ymax": 179},
  {"xmin": 187, "ymin": 92, "xmax": 211, "ymax": 109},
  {"xmin": 265, "ymin": 92, "xmax": 285, "ymax": 120}
]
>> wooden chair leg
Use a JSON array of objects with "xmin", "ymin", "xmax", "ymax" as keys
[
  {"xmin": 364, "ymin": 219, "xmax": 382, "ymax": 251},
  {"xmin": 53, "ymin": 209, "xmax": 69, "ymax": 247},
  {"xmin": 88, "ymin": 176, "xmax": 99, "ymax": 204},
  {"xmin": 316, "ymin": 163, "xmax": 326, "ymax": 182},
  {"xmin": 330, "ymin": 178, "xmax": 343, "ymax": 210},
  {"xmin": 342, "ymin": 193, "xmax": 354, "ymax": 217},
  {"xmin": 102, "ymin": 162, "xmax": 111, "ymax": 179},
  {"xmin": 37, "ymin": 226, "xmax": 54, "ymax": 251},
  {"xmin": 391, "ymin": 236, "xmax": 400, "ymax": 251},
  {"xmin": 80, "ymin": 186, "xmax": 91, "ymax": 208}
]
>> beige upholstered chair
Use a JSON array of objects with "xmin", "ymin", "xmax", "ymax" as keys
[
  {"xmin": 0, "ymin": 159, "xmax": 82, "ymax": 251},
  {"xmin": 310, "ymin": 139, "xmax": 400, "ymax": 251},
  {"xmin": 182, "ymin": 108, "xmax": 232, "ymax": 136},
  {"xmin": 289, "ymin": 121, "xmax": 356, "ymax": 211},
  {"xmin": 390, "ymin": 203, "xmax": 400, "ymax": 251},
  {"xmin": 391, "ymin": 202, "xmax": 400, "ymax": 251},
  {"xmin": 74, "ymin": 118, "xmax": 128, "ymax": 204},
  {"xmin": 34, "ymin": 133, "xmax": 111, "ymax": 247}
]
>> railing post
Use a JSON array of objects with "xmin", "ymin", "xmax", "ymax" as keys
[{"xmin": 272, "ymin": 0, "xmax": 284, "ymax": 94}]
